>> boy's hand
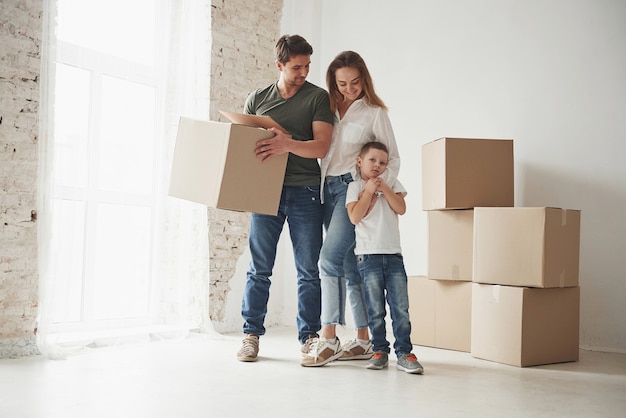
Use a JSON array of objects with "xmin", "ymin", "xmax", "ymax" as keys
[
  {"xmin": 364, "ymin": 177, "xmax": 381, "ymax": 194},
  {"xmin": 361, "ymin": 177, "xmax": 382, "ymax": 217},
  {"xmin": 377, "ymin": 178, "xmax": 393, "ymax": 195}
]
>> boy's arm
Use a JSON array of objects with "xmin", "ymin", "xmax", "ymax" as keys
[
  {"xmin": 347, "ymin": 188, "xmax": 376, "ymax": 224},
  {"xmin": 378, "ymin": 180, "xmax": 406, "ymax": 215}
]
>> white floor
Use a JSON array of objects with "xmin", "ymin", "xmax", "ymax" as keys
[{"xmin": 1, "ymin": 326, "xmax": 625, "ymax": 418}]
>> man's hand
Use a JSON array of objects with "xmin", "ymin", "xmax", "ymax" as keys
[{"xmin": 255, "ymin": 128, "xmax": 292, "ymax": 161}]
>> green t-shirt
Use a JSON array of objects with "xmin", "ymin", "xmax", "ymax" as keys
[{"xmin": 245, "ymin": 81, "xmax": 334, "ymax": 186}]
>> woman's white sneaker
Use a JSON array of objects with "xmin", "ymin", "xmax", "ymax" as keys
[{"xmin": 338, "ymin": 339, "xmax": 373, "ymax": 360}]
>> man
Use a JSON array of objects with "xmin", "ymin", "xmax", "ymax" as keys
[{"xmin": 237, "ymin": 34, "xmax": 334, "ymax": 362}]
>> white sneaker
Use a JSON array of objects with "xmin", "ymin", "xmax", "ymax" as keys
[
  {"xmin": 338, "ymin": 339, "xmax": 374, "ymax": 360},
  {"xmin": 300, "ymin": 337, "xmax": 342, "ymax": 367}
]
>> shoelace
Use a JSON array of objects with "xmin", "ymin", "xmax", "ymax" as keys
[
  {"xmin": 405, "ymin": 353, "xmax": 418, "ymax": 362},
  {"xmin": 242, "ymin": 337, "xmax": 258, "ymax": 354},
  {"xmin": 345, "ymin": 339, "xmax": 371, "ymax": 351},
  {"xmin": 372, "ymin": 352, "xmax": 385, "ymax": 359},
  {"xmin": 306, "ymin": 338, "xmax": 339, "ymax": 361},
  {"xmin": 305, "ymin": 337, "xmax": 320, "ymax": 358},
  {"xmin": 339, "ymin": 340, "xmax": 356, "ymax": 355}
]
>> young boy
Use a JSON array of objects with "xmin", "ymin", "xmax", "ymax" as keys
[{"xmin": 345, "ymin": 141, "xmax": 424, "ymax": 374}]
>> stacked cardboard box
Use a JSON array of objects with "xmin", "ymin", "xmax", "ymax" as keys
[
  {"xmin": 471, "ymin": 207, "xmax": 581, "ymax": 367},
  {"xmin": 408, "ymin": 275, "xmax": 472, "ymax": 352},
  {"xmin": 409, "ymin": 137, "xmax": 514, "ymax": 353},
  {"xmin": 410, "ymin": 137, "xmax": 582, "ymax": 367}
]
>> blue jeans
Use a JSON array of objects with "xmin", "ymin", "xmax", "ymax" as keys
[
  {"xmin": 319, "ymin": 174, "xmax": 369, "ymax": 329},
  {"xmin": 357, "ymin": 253, "xmax": 413, "ymax": 356},
  {"xmin": 241, "ymin": 185, "xmax": 322, "ymax": 344}
]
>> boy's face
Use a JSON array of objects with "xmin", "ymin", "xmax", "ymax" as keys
[
  {"xmin": 357, "ymin": 148, "xmax": 388, "ymax": 179},
  {"xmin": 277, "ymin": 54, "xmax": 311, "ymax": 87}
]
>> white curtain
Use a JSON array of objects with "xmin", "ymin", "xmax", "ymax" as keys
[
  {"xmin": 37, "ymin": 0, "xmax": 213, "ymax": 358},
  {"xmin": 154, "ymin": 0, "xmax": 213, "ymax": 335}
]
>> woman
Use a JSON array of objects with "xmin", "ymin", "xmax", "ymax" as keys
[{"xmin": 301, "ymin": 51, "xmax": 401, "ymax": 367}]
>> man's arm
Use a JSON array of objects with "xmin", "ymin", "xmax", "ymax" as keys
[{"xmin": 255, "ymin": 121, "xmax": 333, "ymax": 161}]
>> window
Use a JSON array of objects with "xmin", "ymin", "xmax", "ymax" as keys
[{"xmin": 47, "ymin": 0, "xmax": 165, "ymax": 333}]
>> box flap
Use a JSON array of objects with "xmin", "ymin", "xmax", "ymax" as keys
[
  {"xmin": 219, "ymin": 110, "xmax": 287, "ymax": 133},
  {"xmin": 169, "ymin": 117, "xmax": 230, "ymax": 205}
]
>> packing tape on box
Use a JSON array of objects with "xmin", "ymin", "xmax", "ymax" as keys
[
  {"xmin": 561, "ymin": 209, "xmax": 568, "ymax": 227},
  {"xmin": 491, "ymin": 284, "xmax": 501, "ymax": 303},
  {"xmin": 451, "ymin": 264, "xmax": 460, "ymax": 280}
]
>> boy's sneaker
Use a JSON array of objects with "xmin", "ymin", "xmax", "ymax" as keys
[
  {"xmin": 338, "ymin": 339, "xmax": 374, "ymax": 360},
  {"xmin": 300, "ymin": 334, "xmax": 319, "ymax": 357},
  {"xmin": 236, "ymin": 334, "xmax": 259, "ymax": 362},
  {"xmin": 366, "ymin": 351, "xmax": 389, "ymax": 370},
  {"xmin": 300, "ymin": 337, "xmax": 342, "ymax": 367},
  {"xmin": 396, "ymin": 353, "xmax": 424, "ymax": 374}
]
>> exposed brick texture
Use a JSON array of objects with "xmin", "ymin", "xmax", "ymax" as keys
[
  {"xmin": 0, "ymin": 0, "xmax": 283, "ymax": 357},
  {"xmin": 208, "ymin": 0, "xmax": 282, "ymax": 322},
  {"xmin": 0, "ymin": 0, "xmax": 42, "ymax": 358}
]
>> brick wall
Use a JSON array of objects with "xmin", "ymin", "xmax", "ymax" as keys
[
  {"xmin": 0, "ymin": 0, "xmax": 42, "ymax": 358},
  {"xmin": 208, "ymin": 0, "xmax": 282, "ymax": 322},
  {"xmin": 0, "ymin": 0, "xmax": 283, "ymax": 358}
]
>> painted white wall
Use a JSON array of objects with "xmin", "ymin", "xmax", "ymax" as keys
[{"xmin": 275, "ymin": 0, "xmax": 626, "ymax": 353}]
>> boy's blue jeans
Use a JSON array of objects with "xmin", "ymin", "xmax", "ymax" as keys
[
  {"xmin": 319, "ymin": 174, "xmax": 369, "ymax": 329},
  {"xmin": 357, "ymin": 253, "xmax": 413, "ymax": 356},
  {"xmin": 241, "ymin": 185, "xmax": 322, "ymax": 344}
]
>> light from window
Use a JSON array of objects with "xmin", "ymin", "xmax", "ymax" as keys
[{"xmin": 49, "ymin": 0, "xmax": 162, "ymax": 333}]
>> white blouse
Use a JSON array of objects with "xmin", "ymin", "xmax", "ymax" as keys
[{"xmin": 320, "ymin": 99, "xmax": 401, "ymax": 201}]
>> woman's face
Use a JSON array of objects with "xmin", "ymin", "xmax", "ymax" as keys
[{"xmin": 335, "ymin": 66, "xmax": 362, "ymax": 102}]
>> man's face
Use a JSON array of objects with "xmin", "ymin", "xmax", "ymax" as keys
[{"xmin": 277, "ymin": 55, "xmax": 311, "ymax": 87}]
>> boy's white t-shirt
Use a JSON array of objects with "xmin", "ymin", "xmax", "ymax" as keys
[{"xmin": 346, "ymin": 178, "xmax": 407, "ymax": 255}]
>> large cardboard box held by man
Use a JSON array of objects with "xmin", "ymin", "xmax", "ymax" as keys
[
  {"xmin": 168, "ymin": 117, "xmax": 288, "ymax": 216},
  {"xmin": 427, "ymin": 209, "xmax": 473, "ymax": 281},
  {"xmin": 471, "ymin": 283, "xmax": 580, "ymax": 367},
  {"xmin": 473, "ymin": 207, "xmax": 581, "ymax": 288},
  {"xmin": 421, "ymin": 137, "xmax": 514, "ymax": 210},
  {"xmin": 408, "ymin": 275, "xmax": 472, "ymax": 352}
]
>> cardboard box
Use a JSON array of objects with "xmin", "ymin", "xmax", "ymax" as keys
[
  {"xmin": 473, "ymin": 207, "xmax": 581, "ymax": 288},
  {"xmin": 408, "ymin": 275, "xmax": 472, "ymax": 352},
  {"xmin": 168, "ymin": 117, "xmax": 288, "ymax": 216},
  {"xmin": 427, "ymin": 209, "xmax": 473, "ymax": 281},
  {"xmin": 421, "ymin": 137, "xmax": 514, "ymax": 210},
  {"xmin": 471, "ymin": 283, "xmax": 580, "ymax": 367}
]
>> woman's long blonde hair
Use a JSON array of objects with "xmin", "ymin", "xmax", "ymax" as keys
[{"xmin": 326, "ymin": 50, "xmax": 387, "ymax": 113}]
